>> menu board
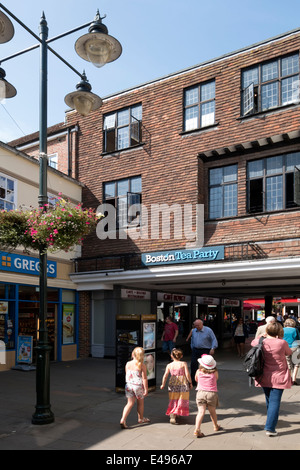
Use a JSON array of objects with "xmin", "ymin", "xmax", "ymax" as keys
[
  {"xmin": 115, "ymin": 314, "xmax": 157, "ymax": 392},
  {"xmin": 115, "ymin": 315, "xmax": 140, "ymax": 391}
]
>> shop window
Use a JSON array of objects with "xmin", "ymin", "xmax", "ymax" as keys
[
  {"xmin": 103, "ymin": 176, "xmax": 142, "ymax": 229},
  {"xmin": 0, "ymin": 300, "xmax": 15, "ymax": 350},
  {"xmin": 184, "ymin": 80, "xmax": 215, "ymax": 131},
  {"xmin": 0, "ymin": 173, "xmax": 16, "ymax": 211},
  {"xmin": 103, "ymin": 104, "xmax": 142, "ymax": 153},
  {"xmin": 18, "ymin": 285, "xmax": 58, "ymax": 301},
  {"xmin": 209, "ymin": 164, "xmax": 238, "ymax": 219},
  {"xmin": 241, "ymin": 53, "xmax": 300, "ymax": 116},
  {"xmin": 0, "ymin": 284, "xmax": 16, "ymax": 350},
  {"xmin": 247, "ymin": 152, "xmax": 300, "ymax": 213},
  {"xmin": 62, "ymin": 290, "xmax": 76, "ymax": 302}
]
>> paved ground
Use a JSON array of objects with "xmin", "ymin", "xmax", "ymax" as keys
[{"xmin": 0, "ymin": 341, "xmax": 299, "ymax": 453}]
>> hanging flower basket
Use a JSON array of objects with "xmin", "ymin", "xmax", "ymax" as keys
[{"xmin": 0, "ymin": 196, "xmax": 102, "ymax": 253}]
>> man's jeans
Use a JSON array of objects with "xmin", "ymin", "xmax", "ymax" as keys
[
  {"xmin": 263, "ymin": 387, "xmax": 284, "ymax": 432},
  {"xmin": 162, "ymin": 340, "xmax": 175, "ymax": 353}
]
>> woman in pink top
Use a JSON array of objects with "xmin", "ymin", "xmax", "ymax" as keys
[{"xmin": 251, "ymin": 322, "xmax": 292, "ymax": 437}]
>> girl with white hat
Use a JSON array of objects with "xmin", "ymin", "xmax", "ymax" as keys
[{"xmin": 194, "ymin": 354, "xmax": 222, "ymax": 438}]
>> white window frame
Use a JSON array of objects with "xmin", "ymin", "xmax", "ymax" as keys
[{"xmin": 0, "ymin": 172, "xmax": 17, "ymax": 210}]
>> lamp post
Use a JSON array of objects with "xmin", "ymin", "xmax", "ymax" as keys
[{"xmin": 0, "ymin": 4, "xmax": 121, "ymax": 424}]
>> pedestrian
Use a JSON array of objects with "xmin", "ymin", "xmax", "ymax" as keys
[
  {"xmin": 194, "ymin": 354, "xmax": 222, "ymax": 438},
  {"xmin": 187, "ymin": 319, "xmax": 218, "ymax": 386},
  {"xmin": 255, "ymin": 315, "xmax": 276, "ymax": 338},
  {"xmin": 120, "ymin": 347, "xmax": 150, "ymax": 429},
  {"xmin": 283, "ymin": 318, "xmax": 300, "ymax": 385},
  {"xmin": 160, "ymin": 348, "xmax": 192, "ymax": 425},
  {"xmin": 251, "ymin": 322, "xmax": 292, "ymax": 436},
  {"xmin": 232, "ymin": 317, "xmax": 249, "ymax": 357},
  {"xmin": 161, "ymin": 316, "xmax": 178, "ymax": 355}
]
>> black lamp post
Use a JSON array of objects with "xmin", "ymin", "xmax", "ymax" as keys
[{"xmin": 0, "ymin": 3, "xmax": 121, "ymax": 425}]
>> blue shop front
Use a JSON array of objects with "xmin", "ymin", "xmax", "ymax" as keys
[{"xmin": 0, "ymin": 250, "xmax": 79, "ymax": 371}]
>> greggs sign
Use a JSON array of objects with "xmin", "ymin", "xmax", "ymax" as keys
[{"xmin": 0, "ymin": 251, "xmax": 57, "ymax": 278}]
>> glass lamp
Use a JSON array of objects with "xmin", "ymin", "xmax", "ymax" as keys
[
  {"xmin": 0, "ymin": 10, "xmax": 14, "ymax": 43},
  {"xmin": 0, "ymin": 67, "xmax": 17, "ymax": 100},
  {"xmin": 64, "ymin": 73, "xmax": 102, "ymax": 116},
  {"xmin": 75, "ymin": 10, "xmax": 122, "ymax": 68}
]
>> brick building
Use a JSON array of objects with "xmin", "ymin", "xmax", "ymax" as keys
[{"xmin": 11, "ymin": 27, "xmax": 300, "ymax": 358}]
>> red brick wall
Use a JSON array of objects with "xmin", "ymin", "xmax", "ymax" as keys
[
  {"xmin": 64, "ymin": 30, "xmax": 300, "ymax": 261},
  {"xmin": 78, "ymin": 291, "xmax": 91, "ymax": 357}
]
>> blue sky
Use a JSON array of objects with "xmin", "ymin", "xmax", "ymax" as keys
[{"xmin": 1, "ymin": 0, "xmax": 300, "ymax": 142}]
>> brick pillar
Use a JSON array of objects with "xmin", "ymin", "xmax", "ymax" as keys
[{"xmin": 78, "ymin": 291, "xmax": 91, "ymax": 357}]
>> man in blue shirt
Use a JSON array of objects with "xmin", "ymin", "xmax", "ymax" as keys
[{"xmin": 188, "ymin": 319, "xmax": 218, "ymax": 385}]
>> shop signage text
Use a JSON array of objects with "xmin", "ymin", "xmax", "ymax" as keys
[
  {"xmin": 121, "ymin": 289, "xmax": 151, "ymax": 300},
  {"xmin": 0, "ymin": 251, "xmax": 57, "ymax": 278},
  {"xmin": 141, "ymin": 246, "xmax": 224, "ymax": 266},
  {"xmin": 158, "ymin": 292, "xmax": 191, "ymax": 303}
]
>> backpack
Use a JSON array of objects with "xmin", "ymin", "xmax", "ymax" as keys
[{"xmin": 243, "ymin": 336, "xmax": 265, "ymax": 378}]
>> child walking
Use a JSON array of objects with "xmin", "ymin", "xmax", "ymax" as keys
[
  {"xmin": 160, "ymin": 348, "xmax": 192, "ymax": 424},
  {"xmin": 194, "ymin": 354, "xmax": 222, "ymax": 437},
  {"xmin": 120, "ymin": 347, "xmax": 150, "ymax": 429}
]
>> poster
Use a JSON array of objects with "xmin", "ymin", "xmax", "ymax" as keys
[
  {"xmin": 143, "ymin": 322, "xmax": 156, "ymax": 350},
  {"xmin": 63, "ymin": 304, "xmax": 75, "ymax": 344},
  {"xmin": 144, "ymin": 352, "xmax": 155, "ymax": 380},
  {"xmin": 17, "ymin": 335, "xmax": 33, "ymax": 364},
  {"xmin": 0, "ymin": 302, "xmax": 8, "ymax": 314}
]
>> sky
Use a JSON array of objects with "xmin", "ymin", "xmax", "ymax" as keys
[{"xmin": 1, "ymin": 0, "xmax": 300, "ymax": 142}]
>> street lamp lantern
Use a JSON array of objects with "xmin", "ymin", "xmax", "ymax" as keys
[
  {"xmin": 0, "ymin": 66, "xmax": 16, "ymax": 98},
  {"xmin": 75, "ymin": 10, "xmax": 122, "ymax": 68},
  {"xmin": 64, "ymin": 71, "xmax": 103, "ymax": 116},
  {"xmin": 0, "ymin": 3, "xmax": 121, "ymax": 425},
  {"xmin": 0, "ymin": 10, "xmax": 14, "ymax": 43}
]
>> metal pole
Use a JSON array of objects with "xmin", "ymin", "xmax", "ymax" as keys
[{"xmin": 32, "ymin": 12, "xmax": 54, "ymax": 425}]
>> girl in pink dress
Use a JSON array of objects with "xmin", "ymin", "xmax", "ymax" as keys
[
  {"xmin": 160, "ymin": 349, "xmax": 192, "ymax": 424},
  {"xmin": 251, "ymin": 322, "xmax": 292, "ymax": 436}
]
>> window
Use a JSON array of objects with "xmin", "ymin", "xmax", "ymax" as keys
[
  {"xmin": 184, "ymin": 80, "xmax": 215, "ymax": 131},
  {"xmin": 209, "ymin": 165, "xmax": 238, "ymax": 219},
  {"xmin": 247, "ymin": 152, "xmax": 300, "ymax": 213},
  {"xmin": 0, "ymin": 174, "xmax": 16, "ymax": 210},
  {"xmin": 48, "ymin": 193, "xmax": 60, "ymax": 207},
  {"xmin": 48, "ymin": 153, "xmax": 58, "ymax": 170},
  {"xmin": 103, "ymin": 176, "xmax": 142, "ymax": 229},
  {"xmin": 103, "ymin": 104, "xmax": 142, "ymax": 153},
  {"xmin": 241, "ymin": 53, "xmax": 300, "ymax": 116}
]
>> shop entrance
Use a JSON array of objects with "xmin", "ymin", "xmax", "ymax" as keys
[
  {"xmin": 157, "ymin": 298, "xmax": 191, "ymax": 345},
  {"xmin": 18, "ymin": 286, "xmax": 57, "ymax": 362}
]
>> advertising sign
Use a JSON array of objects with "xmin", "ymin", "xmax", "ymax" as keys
[
  {"xmin": 17, "ymin": 335, "xmax": 33, "ymax": 364},
  {"xmin": 141, "ymin": 246, "xmax": 224, "ymax": 266},
  {"xmin": 0, "ymin": 251, "xmax": 56, "ymax": 277},
  {"xmin": 63, "ymin": 304, "xmax": 75, "ymax": 344}
]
